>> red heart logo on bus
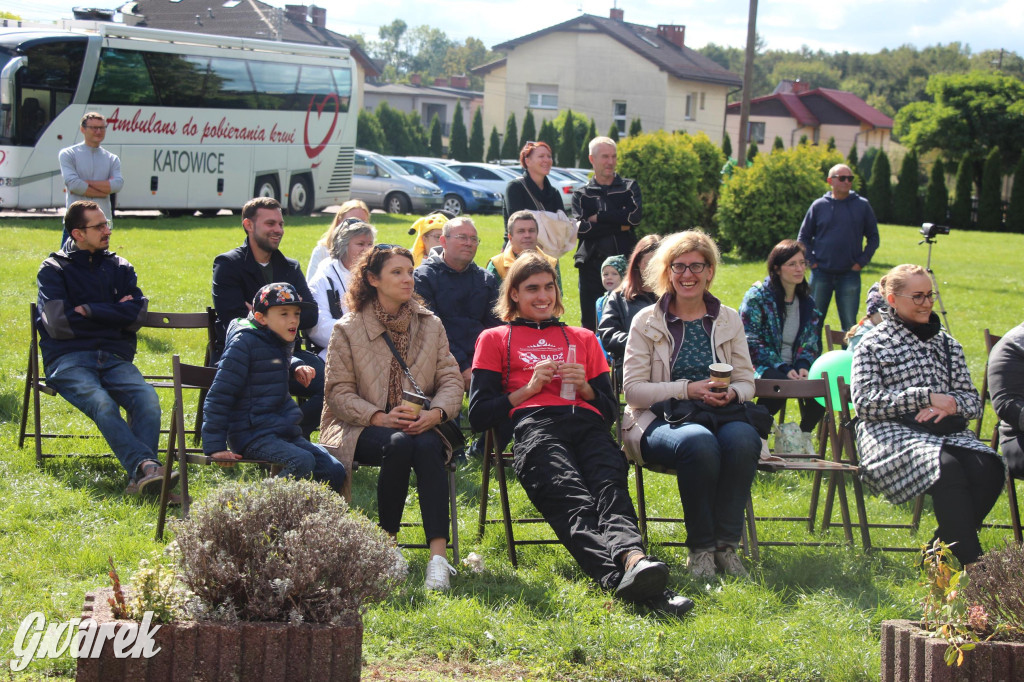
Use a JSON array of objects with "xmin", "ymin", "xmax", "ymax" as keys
[
  {"xmin": 0, "ymin": 150, "xmax": 6, "ymax": 167},
  {"xmin": 304, "ymin": 94, "xmax": 339, "ymax": 167}
]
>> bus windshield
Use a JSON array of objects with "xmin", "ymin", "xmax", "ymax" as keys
[{"xmin": 0, "ymin": 36, "xmax": 86, "ymax": 146}]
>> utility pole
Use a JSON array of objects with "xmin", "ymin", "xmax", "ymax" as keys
[{"xmin": 736, "ymin": 0, "xmax": 758, "ymax": 167}]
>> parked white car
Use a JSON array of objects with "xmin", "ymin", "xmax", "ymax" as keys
[
  {"xmin": 350, "ymin": 149, "xmax": 444, "ymax": 214},
  {"xmin": 446, "ymin": 163, "xmax": 520, "ymax": 202}
]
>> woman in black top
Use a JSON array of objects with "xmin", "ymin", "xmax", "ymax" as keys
[{"xmin": 502, "ymin": 141, "xmax": 564, "ymax": 231}]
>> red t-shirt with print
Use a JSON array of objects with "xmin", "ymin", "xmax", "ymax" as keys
[{"xmin": 473, "ymin": 323, "xmax": 608, "ymax": 418}]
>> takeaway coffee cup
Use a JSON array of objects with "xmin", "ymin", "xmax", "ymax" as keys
[
  {"xmin": 708, "ymin": 363, "xmax": 733, "ymax": 393},
  {"xmin": 401, "ymin": 390, "xmax": 427, "ymax": 416}
]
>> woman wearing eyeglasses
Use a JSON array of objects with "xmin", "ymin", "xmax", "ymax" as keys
[
  {"xmin": 320, "ymin": 244, "xmax": 464, "ymax": 590},
  {"xmin": 851, "ymin": 264, "xmax": 1003, "ymax": 566},
  {"xmin": 739, "ymin": 239, "xmax": 825, "ymax": 433},
  {"xmin": 621, "ymin": 230, "xmax": 760, "ymax": 580},
  {"xmin": 307, "ymin": 199, "xmax": 371, "ymax": 276}
]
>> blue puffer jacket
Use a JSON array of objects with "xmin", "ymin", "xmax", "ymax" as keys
[
  {"xmin": 37, "ymin": 240, "xmax": 148, "ymax": 369},
  {"xmin": 414, "ymin": 253, "xmax": 501, "ymax": 372},
  {"xmin": 739, "ymin": 277, "xmax": 821, "ymax": 377},
  {"xmin": 202, "ymin": 317, "xmax": 304, "ymax": 455}
]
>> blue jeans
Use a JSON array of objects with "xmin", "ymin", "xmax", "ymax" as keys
[
  {"xmin": 243, "ymin": 433, "xmax": 347, "ymax": 495},
  {"xmin": 640, "ymin": 418, "xmax": 760, "ymax": 550},
  {"xmin": 45, "ymin": 350, "xmax": 161, "ymax": 480},
  {"xmin": 809, "ymin": 268, "xmax": 861, "ymax": 332}
]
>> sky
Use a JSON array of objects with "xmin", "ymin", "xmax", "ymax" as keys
[{"xmin": 4, "ymin": 0, "xmax": 1023, "ymax": 56}]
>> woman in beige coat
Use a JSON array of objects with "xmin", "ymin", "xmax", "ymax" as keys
[
  {"xmin": 621, "ymin": 230, "xmax": 760, "ymax": 581},
  {"xmin": 321, "ymin": 244, "xmax": 463, "ymax": 591}
]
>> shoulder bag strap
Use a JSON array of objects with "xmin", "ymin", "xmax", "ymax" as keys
[
  {"xmin": 520, "ymin": 177, "xmax": 545, "ymax": 211},
  {"xmin": 381, "ymin": 331, "xmax": 425, "ymax": 396}
]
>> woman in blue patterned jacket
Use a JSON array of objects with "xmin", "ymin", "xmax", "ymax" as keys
[
  {"xmin": 739, "ymin": 240, "xmax": 825, "ymax": 433},
  {"xmin": 852, "ymin": 264, "xmax": 1003, "ymax": 566}
]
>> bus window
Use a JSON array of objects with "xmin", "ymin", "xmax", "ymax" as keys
[
  {"xmin": 206, "ymin": 57, "xmax": 258, "ymax": 109},
  {"xmin": 91, "ymin": 48, "xmax": 158, "ymax": 105},
  {"xmin": 292, "ymin": 65, "xmax": 333, "ymax": 109},
  {"xmin": 249, "ymin": 60, "xmax": 298, "ymax": 111},
  {"xmin": 146, "ymin": 52, "xmax": 207, "ymax": 108},
  {"xmin": 331, "ymin": 67, "xmax": 351, "ymax": 111}
]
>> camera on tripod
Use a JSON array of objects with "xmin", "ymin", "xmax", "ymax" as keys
[{"xmin": 920, "ymin": 223, "xmax": 951, "ymax": 239}]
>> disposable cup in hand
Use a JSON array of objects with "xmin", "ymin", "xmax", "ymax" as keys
[
  {"xmin": 708, "ymin": 363, "xmax": 733, "ymax": 393},
  {"xmin": 401, "ymin": 390, "xmax": 426, "ymax": 416}
]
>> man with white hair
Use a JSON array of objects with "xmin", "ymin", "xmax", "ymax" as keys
[{"xmin": 572, "ymin": 136, "xmax": 642, "ymax": 331}]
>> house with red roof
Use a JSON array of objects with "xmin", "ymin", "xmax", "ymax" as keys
[
  {"xmin": 471, "ymin": 8, "xmax": 742, "ymax": 147},
  {"xmin": 726, "ymin": 80, "xmax": 893, "ymax": 155}
]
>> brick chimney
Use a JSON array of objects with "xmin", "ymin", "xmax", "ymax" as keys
[
  {"xmin": 609, "ymin": 7, "xmax": 624, "ymax": 22},
  {"xmin": 410, "ymin": 73, "xmax": 421, "ymax": 86},
  {"xmin": 792, "ymin": 79, "xmax": 809, "ymax": 94},
  {"xmin": 450, "ymin": 75, "xmax": 469, "ymax": 89},
  {"xmin": 657, "ymin": 24, "xmax": 685, "ymax": 48},
  {"xmin": 284, "ymin": 5, "xmax": 307, "ymax": 23},
  {"xmin": 309, "ymin": 5, "xmax": 326, "ymax": 27},
  {"xmin": 434, "ymin": 77, "xmax": 448, "ymax": 86}
]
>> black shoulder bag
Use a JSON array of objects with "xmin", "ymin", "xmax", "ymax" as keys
[
  {"xmin": 381, "ymin": 332, "xmax": 466, "ymax": 452},
  {"xmin": 649, "ymin": 397, "xmax": 774, "ymax": 439},
  {"xmin": 898, "ymin": 334, "xmax": 969, "ymax": 436}
]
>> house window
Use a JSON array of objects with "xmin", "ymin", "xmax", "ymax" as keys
[
  {"xmin": 613, "ymin": 101, "xmax": 627, "ymax": 135},
  {"xmin": 700, "ymin": 92, "xmax": 706, "ymax": 110},
  {"xmin": 528, "ymin": 84, "xmax": 558, "ymax": 110},
  {"xmin": 685, "ymin": 92, "xmax": 698, "ymax": 120},
  {"xmin": 748, "ymin": 121, "xmax": 766, "ymax": 144}
]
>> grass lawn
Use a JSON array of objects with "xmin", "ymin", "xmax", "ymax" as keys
[{"xmin": 1, "ymin": 210, "xmax": 1022, "ymax": 680}]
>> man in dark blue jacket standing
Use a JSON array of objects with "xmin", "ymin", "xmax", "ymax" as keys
[
  {"xmin": 797, "ymin": 163, "xmax": 880, "ymax": 333},
  {"xmin": 37, "ymin": 200, "xmax": 172, "ymax": 495},
  {"xmin": 212, "ymin": 197, "xmax": 323, "ymax": 437}
]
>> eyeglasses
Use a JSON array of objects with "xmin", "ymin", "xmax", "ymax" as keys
[
  {"xmin": 831, "ymin": 175, "xmax": 854, "ymax": 183},
  {"xmin": 669, "ymin": 262, "xmax": 708, "ymax": 274},
  {"xmin": 782, "ymin": 260, "xmax": 809, "ymax": 268},
  {"xmin": 894, "ymin": 291, "xmax": 937, "ymax": 305},
  {"xmin": 81, "ymin": 221, "xmax": 110, "ymax": 231},
  {"xmin": 449, "ymin": 234, "xmax": 480, "ymax": 244},
  {"xmin": 372, "ymin": 243, "xmax": 399, "ymax": 252},
  {"xmin": 84, "ymin": 125, "xmax": 107, "ymax": 131}
]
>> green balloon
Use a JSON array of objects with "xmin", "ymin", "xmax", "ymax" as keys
[{"xmin": 809, "ymin": 349, "xmax": 854, "ymax": 408}]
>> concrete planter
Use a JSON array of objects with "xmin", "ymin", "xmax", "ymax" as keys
[
  {"xmin": 76, "ymin": 588, "xmax": 363, "ymax": 682},
  {"xmin": 880, "ymin": 619, "xmax": 1024, "ymax": 682}
]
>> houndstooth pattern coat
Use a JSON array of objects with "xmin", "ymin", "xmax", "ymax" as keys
[{"xmin": 851, "ymin": 313, "xmax": 999, "ymax": 504}]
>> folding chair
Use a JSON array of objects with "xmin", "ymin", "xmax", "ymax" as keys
[
  {"xmin": 20, "ymin": 303, "xmax": 214, "ymax": 466},
  {"xmin": 476, "ymin": 429, "xmax": 559, "ymax": 568},
  {"xmin": 747, "ymin": 374, "xmax": 871, "ymax": 551},
  {"xmin": 824, "ymin": 324, "xmax": 847, "ymax": 352},
  {"xmin": 975, "ymin": 329, "xmax": 1002, "ymax": 439}
]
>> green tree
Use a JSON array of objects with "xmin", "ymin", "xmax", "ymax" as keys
[
  {"xmin": 859, "ymin": 147, "xmax": 879, "ymax": 186},
  {"xmin": 826, "ymin": 136, "xmax": 836, "ymax": 151},
  {"xmin": 770, "ymin": 59, "xmax": 842, "ymax": 90},
  {"xmin": 773, "ymin": 136, "xmax": 785, "ymax": 152},
  {"xmin": 374, "ymin": 102, "xmax": 412, "ymax": 155},
  {"xmin": 608, "ymin": 123, "xmax": 620, "ymax": 142},
  {"xmin": 357, "ymin": 109, "xmax": 385, "ymax": 153},
  {"xmin": 866, "ymin": 150, "xmax": 893, "ymax": 223},
  {"xmin": 520, "ymin": 110, "xmax": 536, "ymax": 149},
  {"xmin": 404, "ymin": 111, "xmax": 429, "ymax": 155},
  {"xmin": 722, "ymin": 132, "xmax": 732, "ymax": 159},
  {"xmin": 798, "ymin": 134, "xmax": 809, "ymax": 146},
  {"xmin": 500, "ymin": 112, "xmax": 519, "ymax": 160},
  {"xmin": 486, "ymin": 126, "xmax": 501, "ymax": 163},
  {"xmin": 468, "ymin": 107, "xmax": 484, "ymax": 162},
  {"xmin": 892, "ymin": 151, "xmax": 921, "ymax": 226},
  {"xmin": 747, "ymin": 141, "xmax": 759, "ymax": 161},
  {"xmin": 1006, "ymin": 156, "xmax": 1024, "ymax": 233},
  {"xmin": 629, "ymin": 118, "xmax": 643, "ymax": 137},
  {"xmin": 950, "ymin": 157, "xmax": 974, "ymax": 229},
  {"xmin": 538, "ymin": 119, "xmax": 558, "ymax": 149},
  {"xmin": 847, "ymin": 143, "xmax": 859, "ymax": 170},
  {"xmin": 429, "ymin": 114, "xmax": 443, "ymax": 157},
  {"xmin": 558, "ymin": 110, "xmax": 577, "ymax": 167},
  {"xmin": 579, "ymin": 119, "xmax": 597, "ymax": 167},
  {"xmin": 924, "ymin": 159, "xmax": 949, "ymax": 225},
  {"xmin": 977, "ymin": 146, "xmax": 1004, "ymax": 231},
  {"xmin": 616, "ymin": 131, "xmax": 703, "ymax": 237},
  {"xmin": 449, "ymin": 101, "xmax": 468, "ymax": 161}
]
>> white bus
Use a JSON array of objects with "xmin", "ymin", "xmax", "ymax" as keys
[{"xmin": 0, "ymin": 23, "xmax": 356, "ymax": 215}]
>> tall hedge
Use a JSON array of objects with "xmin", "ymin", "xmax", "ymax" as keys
[
  {"xmin": 519, "ymin": 110, "xmax": 536, "ymax": 150},
  {"xmin": 773, "ymin": 136, "xmax": 785, "ymax": 152},
  {"xmin": 950, "ymin": 157, "xmax": 974, "ymax": 229},
  {"xmin": 892, "ymin": 151, "xmax": 921, "ymax": 226},
  {"xmin": 558, "ymin": 110, "xmax": 576, "ymax": 167},
  {"xmin": 747, "ymin": 141, "xmax": 759, "ymax": 161},
  {"xmin": 847, "ymin": 143, "xmax": 859, "ymax": 171},
  {"xmin": 608, "ymin": 123, "xmax": 620, "ymax": 142},
  {"xmin": 977, "ymin": 146, "xmax": 1003, "ymax": 231},
  {"xmin": 356, "ymin": 109, "xmax": 385, "ymax": 153},
  {"xmin": 629, "ymin": 118, "xmax": 643, "ymax": 137},
  {"xmin": 865, "ymin": 150, "xmax": 893, "ymax": 223},
  {"xmin": 429, "ymin": 114, "xmax": 443, "ymax": 157},
  {"xmin": 1006, "ymin": 155, "xmax": 1024, "ymax": 233},
  {"xmin": 500, "ymin": 112, "xmax": 519, "ymax": 160},
  {"xmin": 486, "ymin": 126, "xmax": 501, "ymax": 163},
  {"xmin": 616, "ymin": 131, "xmax": 702, "ymax": 238},
  {"xmin": 924, "ymin": 159, "xmax": 949, "ymax": 225},
  {"xmin": 579, "ymin": 119, "xmax": 597, "ymax": 168},
  {"xmin": 449, "ymin": 101, "xmax": 468, "ymax": 161},
  {"xmin": 686, "ymin": 132, "xmax": 727, "ymax": 243},
  {"xmin": 538, "ymin": 119, "xmax": 558, "ymax": 149},
  {"xmin": 718, "ymin": 145, "xmax": 844, "ymax": 260},
  {"xmin": 722, "ymin": 132, "xmax": 732, "ymax": 159},
  {"xmin": 468, "ymin": 108, "xmax": 484, "ymax": 162}
]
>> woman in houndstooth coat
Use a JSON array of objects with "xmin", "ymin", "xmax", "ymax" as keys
[{"xmin": 851, "ymin": 264, "xmax": 1004, "ymax": 566}]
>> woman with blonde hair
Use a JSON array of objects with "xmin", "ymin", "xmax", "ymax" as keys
[
  {"xmin": 469, "ymin": 252, "xmax": 693, "ymax": 617},
  {"xmin": 622, "ymin": 230, "xmax": 760, "ymax": 580},
  {"xmin": 307, "ymin": 199, "xmax": 370, "ymax": 276},
  {"xmin": 852, "ymin": 263, "xmax": 1003, "ymax": 566}
]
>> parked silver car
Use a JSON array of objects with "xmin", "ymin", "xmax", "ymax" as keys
[{"xmin": 350, "ymin": 149, "xmax": 444, "ymax": 214}]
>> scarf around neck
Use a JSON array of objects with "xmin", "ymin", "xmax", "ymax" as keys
[{"xmin": 373, "ymin": 298, "xmax": 413, "ymax": 409}]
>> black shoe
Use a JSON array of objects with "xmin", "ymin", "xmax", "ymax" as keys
[
  {"xmin": 645, "ymin": 589, "xmax": 695, "ymax": 618},
  {"xmin": 615, "ymin": 556, "xmax": 669, "ymax": 602}
]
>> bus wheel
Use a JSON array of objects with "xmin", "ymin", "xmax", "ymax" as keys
[
  {"xmin": 254, "ymin": 175, "xmax": 280, "ymax": 202},
  {"xmin": 199, "ymin": 209, "xmax": 221, "ymax": 218},
  {"xmin": 288, "ymin": 174, "xmax": 314, "ymax": 216},
  {"xmin": 442, "ymin": 194, "xmax": 465, "ymax": 216},
  {"xmin": 385, "ymin": 192, "xmax": 409, "ymax": 215},
  {"xmin": 162, "ymin": 209, "xmax": 193, "ymax": 218}
]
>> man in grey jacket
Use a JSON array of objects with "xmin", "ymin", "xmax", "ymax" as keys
[
  {"xmin": 988, "ymin": 322, "xmax": 1024, "ymax": 480},
  {"xmin": 58, "ymin": 112, "xmax": 123, "ymax": 246}
]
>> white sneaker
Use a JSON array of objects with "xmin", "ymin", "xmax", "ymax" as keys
[
  {"xmin": 424, "ymin": 555, "xmax": 456, "ymax": 591},
  {"xmin": 714, "ymin": 547, "xmax": 750, "ymax": 578},
  {"xmin": 686, "ymin": 550, "xmax": 717, "ymax": 580}
]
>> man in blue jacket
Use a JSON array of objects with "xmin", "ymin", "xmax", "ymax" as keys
[
  {"xmin": 797, "ymin": 163, "xmax": 880, "ymax": 333},
  {"xmin": 37, "ymin": 200, "xmax": 173, "ymax": 495}
]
